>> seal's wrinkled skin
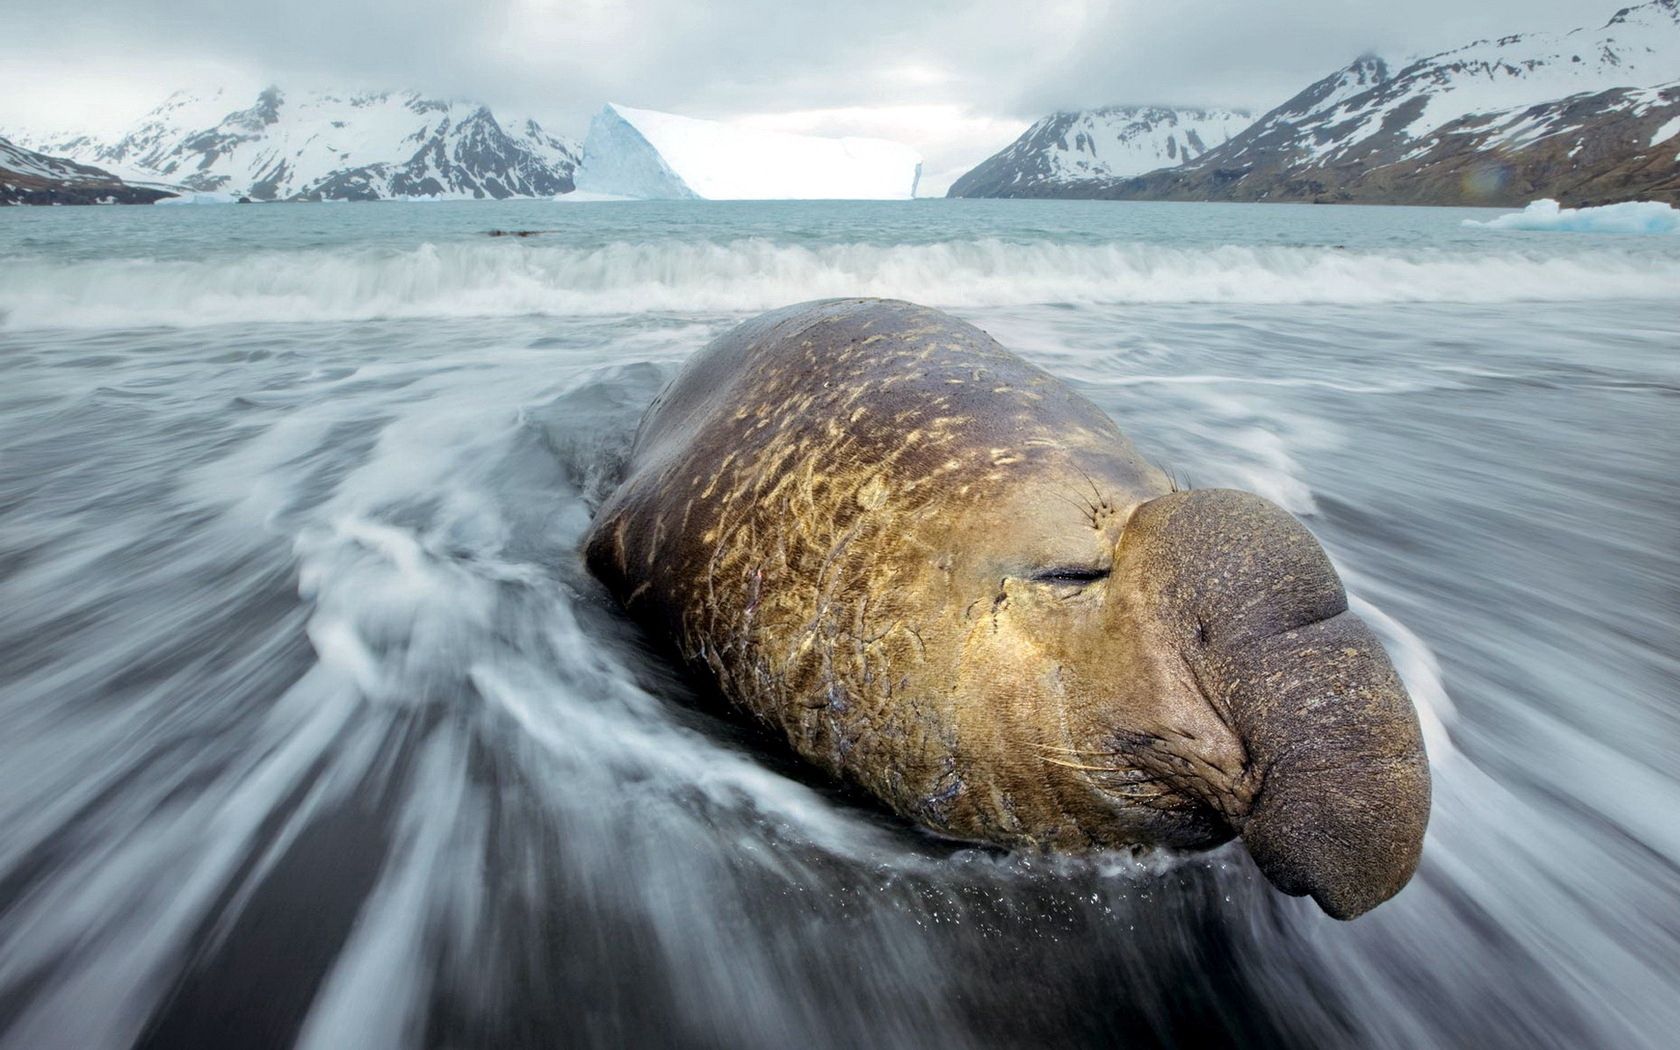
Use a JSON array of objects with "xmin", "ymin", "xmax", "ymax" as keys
[{"xmin": 585, "ymin": 299, "xmax": 1430, "ymax": 919}]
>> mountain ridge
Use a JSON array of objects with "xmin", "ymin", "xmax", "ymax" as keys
[
  {"xmin": 1, "ymin": 135, "xmax": 177, "ymax": 205},
  {"xmin": 13, "ymin": 86, "xmax": 580, "ymax": 202},
  {"xmin": 945, "ymin": 106, "xmax": 1253, "ymax": 199},
  {"xmin": 950, "ymin": 0, "xmax": 1680, "ymax": 206}
]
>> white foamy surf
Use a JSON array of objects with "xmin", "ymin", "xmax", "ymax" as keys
[{"xmin": 3, "ymin": 237, "xmax": 1679, "ymax": 330}]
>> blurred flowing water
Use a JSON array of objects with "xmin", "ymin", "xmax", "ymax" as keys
[{"xmin": 0, "ymin": 199, "xmax": 1676, "ymax": 1049}]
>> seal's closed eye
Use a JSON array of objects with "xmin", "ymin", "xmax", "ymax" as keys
[{"xmin": 1031, "ymin": 566, "xmax": 1111, "ymax": 585}]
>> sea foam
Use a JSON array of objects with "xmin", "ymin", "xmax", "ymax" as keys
[{"xmin": 4, "ymin": 237, "xmax": 1680, "ymax": 330}]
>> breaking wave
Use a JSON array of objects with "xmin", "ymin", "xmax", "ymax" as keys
[{"xmin": 5, "ymin": 237, "xmax": 1680, "ymax": 329}]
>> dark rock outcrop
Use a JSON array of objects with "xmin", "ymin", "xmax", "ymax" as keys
[{"xmin": 0, "ymin": 136, "xmax": 175, "ymax": 206}]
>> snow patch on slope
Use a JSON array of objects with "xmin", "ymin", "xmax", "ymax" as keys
[
  {"xmin": 1303, "ymin": 0, "xmax": 1680, "ymax": 165},
  {"xmin": 947, "ymin": 105, "xmax": 1254, "ymax": 197},
  {"xmin": 1033, "ymin": 107, "xmax": 1252, "ymax": 180},
  {"xmin": 574, "ymin": 103, "xmax": 921, "ymax": 200},
  {"xmin": 1412, "ymin": 0, "xmax": 1680, "ymax": 134},
  {"xmin": 0, "ymin": 137, "xmax": 89, "ymax": 182}
]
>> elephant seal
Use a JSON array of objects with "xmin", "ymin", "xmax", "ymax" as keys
[{"xmin": 584, "ymin": 298, "xmax": 1430, "ymax": 919}]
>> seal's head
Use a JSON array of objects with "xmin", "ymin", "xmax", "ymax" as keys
[{"xmin": 928, "ymin": 453, "xmax": 1430, "ymax": 919}]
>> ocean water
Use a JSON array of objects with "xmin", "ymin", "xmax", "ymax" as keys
[{"xmin": 0, "ymin": 199, "xmax": 1676, "ymax": 1050}]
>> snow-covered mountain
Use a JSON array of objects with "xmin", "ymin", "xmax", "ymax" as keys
[
  {"xmin": 1202, "ymin": 0, "xmax": 1679, "ymax": 174},
  {"xmin": 1, "ymin": 135, "xmax": 176, "ymax": 205},
  {"xmin": 574, "ymin": 103, "xmax": 922, "ymax": 200},
  {"xmin": 946, "ymin": 106, "xmax": 1253, "ymax": 198},
  {"xmin": 18, "ymin": 87, "xmax": 580, "ymax": 201},
  {"xmin": 953, "ymin": 0, "xmax": 1680, "ymax": 206}
]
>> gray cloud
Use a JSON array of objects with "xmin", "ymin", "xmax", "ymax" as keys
[{"xmin": 0, "ymin": 0, "xmax": 1626, "ymax": 183}]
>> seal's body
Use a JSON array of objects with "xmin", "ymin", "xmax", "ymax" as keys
[{"xmin": 585, "ymin": 299, "xmax": 1429, "ymax": 919}]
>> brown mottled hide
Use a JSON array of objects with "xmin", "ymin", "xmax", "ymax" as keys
[{"xmin": 584, "ymin": 299, "xmax": 1430, "ymax": 918}]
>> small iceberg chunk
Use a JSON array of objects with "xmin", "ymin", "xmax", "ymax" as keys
[
  {"xmin": 154, "ymin": 190, "xmax": 242, "ymax": 205},
  {"xmin": 1465, "ymin": 198, "xmax": 1680, "ymax": 235}
]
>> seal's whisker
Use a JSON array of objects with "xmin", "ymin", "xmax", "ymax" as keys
[
  {"xmin": 1030, "ymin": 742, "xmax": 1127, "ymax": 758},
  {"xmin": 1075, "ymin": 465, "xmax": 1110, "ymax": 510},
  {"xmin": 1051, "ymin": 492, "xmax": 1100, "ymax": 527},
  {"xmin": 1038, "ymin": 756, "xmax": 1129, "ymax": 773}
]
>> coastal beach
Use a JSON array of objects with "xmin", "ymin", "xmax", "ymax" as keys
[{"xmin": 2, "ymin": 198, "xmax": 1677, "ymax": 1048}]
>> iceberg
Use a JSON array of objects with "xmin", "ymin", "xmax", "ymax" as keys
[
  {"xmin": 1465, "ymin": 198, "xmax": 1680, "ymax": 235},
  {"xmin": 153, "ymin": 190, "xmax": 242, "ymax": 205},
  {"xmin": 573, "ymin": 103, "xmax": 922, "ymax": 200}
]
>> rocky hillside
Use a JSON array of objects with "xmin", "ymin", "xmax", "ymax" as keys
[
  {"xmin": 0, "ymin": 136, "xmax": 176, "ymax": 205},
  {"xmin": 18, "ymin": 87, "xmax": 580, "ymax": 202},
  {"xmin": 1289, "ymin": 82, "xmax": 1680, "ymax": 207},
  {"xmin": 952, "ymin": 0, "xmax": 1680, "ymax": 206},
  {"xmin": 946, "ymin": 106, "xmax": 1252, "ymax": 198}
]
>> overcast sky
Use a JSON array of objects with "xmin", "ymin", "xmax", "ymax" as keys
[{"xmin": 0, "ymin": 0, "xmax": 1618, "ymax": 192}]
